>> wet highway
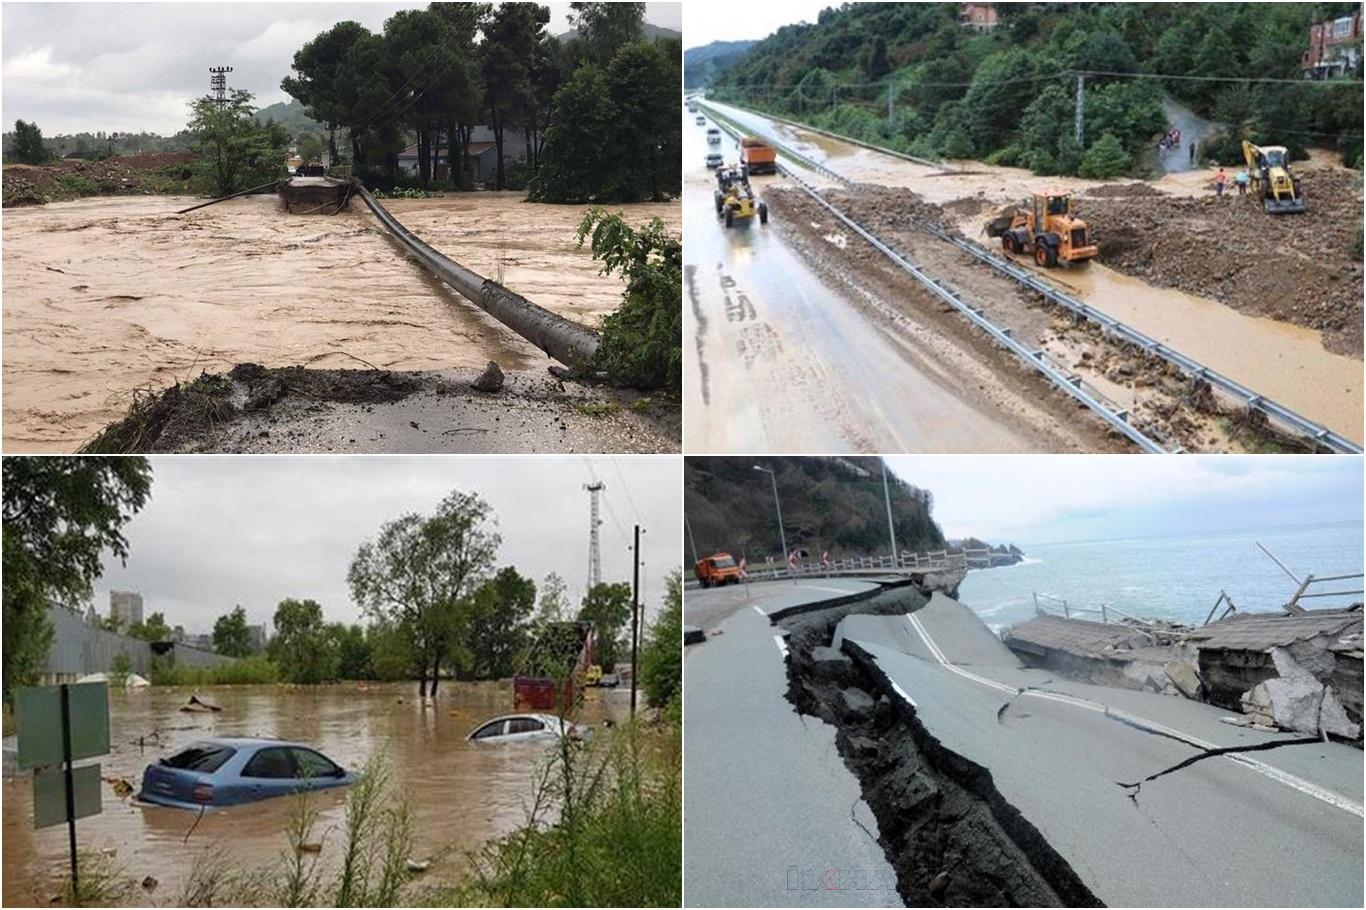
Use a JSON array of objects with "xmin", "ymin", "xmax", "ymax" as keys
[
  {"xmin": 842, "ymin": 593, "xmax": 1364, "ymax": 907},
  {"xmin": 681, "ymin": 111, "xmax": 1059, "ymax": 454}
]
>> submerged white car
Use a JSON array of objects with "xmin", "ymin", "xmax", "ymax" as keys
[{"xmin": 466, "ymin": 713, "xmax": 592, "ymax": 743}]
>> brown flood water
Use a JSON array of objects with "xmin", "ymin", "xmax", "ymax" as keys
[
  {"xmin": 1, "ymin": 192, "xmax": 680, "ymax": 452},
  {"xmin": 2, "ymin": 682, "xmax": 628, "ymax": 905}
]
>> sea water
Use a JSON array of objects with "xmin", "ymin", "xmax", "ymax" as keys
[{"xmin": 957, "ymin": 520, "xmax": 1363, "ymax": 633}]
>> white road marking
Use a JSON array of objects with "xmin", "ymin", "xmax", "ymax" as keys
[
  {"xmin": 773, "ymin": 634, "xmax": 789, "ymax": 658},
  {"xmin": 752, "ymin": 605, "xmax": 768, "ymax": 617},
  {"xmin": 796, "ymin": 584, "xmax": 865, "ymax": 595},
  {"xmin": 901, "ymin": 612, "xmax": 1364, "ymax": 819}
]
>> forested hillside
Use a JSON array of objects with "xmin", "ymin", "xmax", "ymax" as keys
[
  {"xmin": 709, "ymin": 2, "xmax": 1363, "ymax": 176},
  {"xmin": 685, "ymin": 457, "xmax": 945, "ymax": 561},
  {"xmin": 683, "ymin": 40, "xmax": 757, "ymax": 88}
]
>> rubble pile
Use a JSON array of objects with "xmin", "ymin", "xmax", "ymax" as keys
[
  {"xmin": 2, "ymin": 152, "xmax": 196, "ymax": 206},
  {"xmin": 1075, "ymin": 169, "xmax": 1364, "ymax": 357}
]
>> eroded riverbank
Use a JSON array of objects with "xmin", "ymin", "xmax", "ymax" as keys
[
  {"xmin": 2, "ymin": 192, "xmax": 679, "ymax": 452},
  {"xmin": 1, "ymin": 681, "xmax": 628, "ymax": 905}
]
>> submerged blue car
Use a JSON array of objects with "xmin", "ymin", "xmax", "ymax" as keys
[{"xmin": 138, "ymin": 737, "xmax": 357, "ymax": 810}]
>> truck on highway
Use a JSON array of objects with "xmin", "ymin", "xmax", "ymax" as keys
[
  {"xmin": 739, "ymin": 137, "xmax": 777, "ymax": 175},
  {"xmin": 695, "ymin": 552, "xmax": 742, "ymax": 587}
]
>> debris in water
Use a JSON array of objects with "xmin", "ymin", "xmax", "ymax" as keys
[
  {"xmin": 141, "ymin": 876, "xmax": 158, "ymax": 891},
  {"xmin": 179, "ymin": 693, "xmax": 222, "ymax": 713},
  {"xmin": 104, "ymin": 775, "xmax": 135, "ymax": 798},
  {"xmin": 406, "ymin": 858, "xmax": 431, "ymax": 873}
]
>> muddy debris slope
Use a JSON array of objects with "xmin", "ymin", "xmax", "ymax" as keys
[
  {"xmin": 776, "ymin": 590, "xmax": 1102, "ymax": 908},
  {"xmin": 80, "ymin": 362, "xmax": 679, "ymax": 454},
  {"xmin": 1074, "ymin": 168, "xmax": 1363, "ymax": 357}
]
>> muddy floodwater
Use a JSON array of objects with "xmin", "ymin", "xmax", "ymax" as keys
[
  {"xmin": 2, "ymin": 682, "xmax": 628, "ymax": 905},
  {"xmin": 2, "ymin": 192, "xmax": 679, "ymax": 452}
]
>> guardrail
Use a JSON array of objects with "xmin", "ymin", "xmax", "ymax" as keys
[
  {"xmin": 732, "ymin": 547, "xmax": 1024, "ymax": 583},
  {"xmin": 1284, "ymin": 572, "xmax": 1365, "ymax": 613},
  {"xmin": 1031, "ymin": 592, "xmax": 1165, "ymax": 644},
  {"xmin": 697, "ymin": 100, "xmax": 1362, "ymax": 455}
]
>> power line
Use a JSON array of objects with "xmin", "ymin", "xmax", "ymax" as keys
[
  {"xmin": 727, "ymin": 67, "xmax": 1363, "ymax": 94},
  {"xmin": 609, "ymin": 456, "xmax": 644, "ymax": 524}
]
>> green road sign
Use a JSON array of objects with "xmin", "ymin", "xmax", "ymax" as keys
[
  {"xmin": 15, "ymin": 682, "xmax": 110, "ymax": 769},
  {"xmin": 34, "ymin": 764, "xmax": 102, "ymax": 829}
]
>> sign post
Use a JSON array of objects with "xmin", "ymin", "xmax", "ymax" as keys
[{"xmin": 17, "ymin": 682, "xmax": 110, "ymax": 897}]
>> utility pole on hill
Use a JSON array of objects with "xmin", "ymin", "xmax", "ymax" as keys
[
  {"xmin": 630, "ymin": 523, "xmax": 641, "ymax": 717},
  {"xmin": 209, "ymin": 66, "xmax": 233, "ymax": 106},
  {"xmin": 1074, "ymin": 74, "xmax": 1085, "ymax": 147}
]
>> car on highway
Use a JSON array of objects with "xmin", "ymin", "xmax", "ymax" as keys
[
  {"xmin": 705, "ymin": 151, "xmax": 723, "ymax": 169},
  {"xmin": 695, "ymin": 115, "xmax": 706, "ymax": 126},
  {"xmin": 467, "ymin": 713, "xmax": 591, "ymax": 743},
  {"xmin": 137, "ymin": 737, "xmax": 356, "ymax": 810},
  {"xmin": 706, "ymin": 127, "xmax": 721, "ymax": 145}
]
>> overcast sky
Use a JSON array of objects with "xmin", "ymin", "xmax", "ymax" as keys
[
  {"xmin": 885, "ymin": 455, "xmax": 1365, "ymax": 546},
  {"xmin": 684, "ymin": 1, "xmax": 829, "ymax": 52},
  {"xmin": 94, "ymin": 456, "xmax": 681, "ymax": 634},
  {"xmin": 2, "ymin": 1, "xmax": 683, "ymax": 135}
]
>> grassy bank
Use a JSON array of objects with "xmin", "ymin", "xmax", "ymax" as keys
[{"xmin": 146, "ymin": 654, "xmax": 280, "ymax": 686}]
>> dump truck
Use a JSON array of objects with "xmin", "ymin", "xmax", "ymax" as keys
[
  {"xmin": 714, "ymin": 166, "xmax": 769, "ymax": 228},
  {"xmin": 695, "ymin": 552, "xmax": 742, "ymax": 587},
  {"xmin": 1242, "ymin": 140, "xmax": 1306, "ymax": 214},
  {"xmin": 986, "ymin": 191, "xmax": 1097, "ymax": 268},
  {"xmin": 739, "ymin": 137, "xmax": 777, "ymax": 175}
]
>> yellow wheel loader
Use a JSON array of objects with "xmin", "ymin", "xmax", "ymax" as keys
[
  {"xmin": 986, "ymin": 191, "xmax": 1098, "ymax": 268},
  {"xmin": 713, "ymin": 166, "xmax": 769, "ymax": 228}
]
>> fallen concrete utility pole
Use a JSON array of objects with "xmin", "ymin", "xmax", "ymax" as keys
[
  {"xmin": 356, "ymin": 184, "xmax": 601, "ymax": 371},
  {"xmin": 176, "ymin": 179, "xmax": 281, "ymax": 215}
]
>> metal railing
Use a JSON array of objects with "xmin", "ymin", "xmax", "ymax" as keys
[
  {"xmin": 1284, "ymin": 572, "xmax": 1365, "ymax": 614},
  {"xmin": 738, "ymin": 547, "xmax": 984, "ymax": 582},
  {"xmin": 1032, "ymin": 592, "xmax": 1164, "ymax": 638},
  {"xmin": 698, "ymin": 99, "xmax": 1362, "ymax": 455}
]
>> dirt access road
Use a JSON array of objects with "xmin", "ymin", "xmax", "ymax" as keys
[
  {"xmin": 683, "ymin": 111, "xmax": 1121, "ymax": 454},
  {"xmin": 2, "ymin": 191, "xmax": 679, "ymax": 452},
  {"xmin": 704, "ymin": 100, "xmax": 1363, "ymax": 449}
]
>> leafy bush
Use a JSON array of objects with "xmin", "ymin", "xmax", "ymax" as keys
[
  {"xmin": 577, "ymin": 208, "xmax": 681, "ymax": 392},
  {"xmin": 149, "ymin": 653, "xmax": 279, "ymax": 686},
  {"xmin": 638, "ymin": 572, "xmax": 681, "ymax": 709},
  {"xmin": 1078, "ymin": 132, "xmax": 1132, "ymax": 179},
  {"xmin": 57, "ymin": 174, "xmax": 100, "ymax": 196}
]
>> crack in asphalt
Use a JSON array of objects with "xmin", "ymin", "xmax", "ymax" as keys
[
  {"xmin": 1118, "ymin": 735, "xmax": 1326, "ymax": 802},
  {"xmin": 996, "ymin": 679, "xmax": 1054, "ymax": 724}
]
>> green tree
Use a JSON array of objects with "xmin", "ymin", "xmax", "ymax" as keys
[
  {"xmin": 348, "ymin": 490, "xmax": 501, "ymax": 698},
  {"xmin": 865, "ymin": 35, "xmax": 891, "ymax": 80},
  {"xmin": 569, "ymin": 2, "xmax": 645, "ymax": 65},
  {"xmin": 269, "ymin": 598, "xmax": 339, "ymax": 684},
  {"xmin": 535, "ymin": 572, "xmax": 570, "ymax": 623},
  {"xmin": 576, "ymin": 208, "xmax": 681, "ymax": 391},
  {"xmin": 186, "ymin": 88, "xmax": 289, "ymax": 196},
  {"xmin": 280, "ymin": 20, "xmax": 371, "ymax": 164},
  {"xmin": 2, "ymin": 457, "xmax": 151, "ymax": 703},
  {"xmin": 578, "ymin": 581, "xmax": 632, "ymax": 670},
  {"xmin": 482, "ymin": 2, "xmax": 548, "ymax": 190},
  {"xmin": 463, "ymin": 567, "xmax": 536, "ymax": 679},
  {"xmin": 1079, "ymin": 131, "xmax": 1132, "ymax": 179},
  {"xmin": 638, "ymin": 570, "xmax": 681, "ymax": 708},
  {"xmin": 109, "ymin": 652, "xmax": 133, "ymax": 685},
  {"xmin": 530, "ymin": 65, "xmax": 614, "ymax": 201},
  {"xmin": 128, "ymin": 611, "xmax": 171, "ymax": 643},
  {"xmin": 212, "ymin": 605, "xmax": 254, "ymax": 657},
  {"xmin": 11, "ymin": 119, "xmax": 49, "ymax": 164},
  {"xmin": 330, "ymin": 623, "xmax": 373, "ymax": 679},
  {"xmin": 603, "ymin": 41, "xmax": 680, "ymax": 202}
]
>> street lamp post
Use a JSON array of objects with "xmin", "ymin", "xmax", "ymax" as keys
[
  {"xmin": 881, "ymin": 461, "xmax": 899, "ymax": 569},
  {"xmin": 753, "ymin": 465, "xmax": 788, "ymax": 574}
]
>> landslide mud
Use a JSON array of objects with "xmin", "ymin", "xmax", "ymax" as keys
[
  {"xmin": 2, "ymin": 192, "xmax": 678, "ymax": 452},
  {"xmin": 775, "ymin": 591, "xmax": 1102, "ymax": 907},
  {"xmin": 766, "ymin": 185, "xmax": 1348, "ymax": 452}
]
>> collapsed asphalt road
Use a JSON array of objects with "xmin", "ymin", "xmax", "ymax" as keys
[
  {"xmin": 684, "ymin": 579, "xmax": 902, "ymax": 907},
  {"xmin": 832, "ymin": 593, "xmax": 1364, "ymax": 907}
]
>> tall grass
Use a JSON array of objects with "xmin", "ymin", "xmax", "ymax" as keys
[{"xmin": 438, "ymin": 706, "xmax": 682, "ymax": 907}]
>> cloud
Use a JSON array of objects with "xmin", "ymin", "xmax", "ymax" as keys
[{"xmin": 2, "ymin": 45, "xmax": 79, "ymax": 83}]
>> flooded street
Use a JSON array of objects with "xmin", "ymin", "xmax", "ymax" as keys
[
  {"xmin": 2, "ymin": 192, "xmax": 679, "ymax": 452},
  {"xmin": 2, "ymin": 682, "xmax": 629, "ymax": 905}
]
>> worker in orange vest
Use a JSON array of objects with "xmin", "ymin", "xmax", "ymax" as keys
[{"xmin": 1214, "ymin": 167, "xmax": 1228, "ymax": 197}]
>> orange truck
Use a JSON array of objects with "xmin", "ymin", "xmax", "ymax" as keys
[
  {"xmin": 739, "ymin": 137, "xmax": 777, "ymax": 176},
  {"xmin": 695, "ymin": 552, "xmax": 742, "ymax": 588}
]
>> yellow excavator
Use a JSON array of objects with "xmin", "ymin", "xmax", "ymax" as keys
[{"xmin": 1241, "ymin": 140, "xmax": 1306, "ymax": 214}]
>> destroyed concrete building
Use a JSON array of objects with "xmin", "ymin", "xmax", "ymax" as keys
[{"xmin": 1002, "ymin": 605, "xmax": 1363, "ymax": 741}]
